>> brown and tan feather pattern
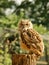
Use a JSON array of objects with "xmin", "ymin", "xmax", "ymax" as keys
[{"xmin": 18, "ymin": 19, "xmax": 44, "ymax": 59}]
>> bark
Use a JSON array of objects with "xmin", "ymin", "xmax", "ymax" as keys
[{"xmin": 12, "ymin": 54, "xmax": 36, "ymax": 65}]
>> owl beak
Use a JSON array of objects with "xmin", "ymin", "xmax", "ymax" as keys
[{"xmin": 23, "ymin": 28, "xmax": 28, "ymax": 31}]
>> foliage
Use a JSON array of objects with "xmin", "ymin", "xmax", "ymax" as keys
[
  {"xmin": 0, "ymin": 13, "xmax": 24, "ymax": 28},
  {"xmin": 33, "ymin": 24, "xmax": 49, "ymax": 34},
  {"xmin": 0, "ymin": 0, "xmax": 49, "ymax": 65},
  {"xmin": 0, "ymin": 0, "xmax": 49, "ymax": 28}
]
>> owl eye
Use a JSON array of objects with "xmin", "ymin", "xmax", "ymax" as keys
[{"xmin": 26, "ymin": 24, "xmax": 28, "ymax": 25}]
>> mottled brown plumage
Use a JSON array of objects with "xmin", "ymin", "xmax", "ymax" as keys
[{"xmin": 18, "ymin": 19, "xmax": 44, "ymax": 59}]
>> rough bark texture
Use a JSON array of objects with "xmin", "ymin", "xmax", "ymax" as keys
[{"xmin": 12, "ymin": 54, "xmax": 36, "ymax": 65}]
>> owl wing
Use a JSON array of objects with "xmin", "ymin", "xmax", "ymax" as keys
[
  {"xmin": 20, "ymin": 29, "xmax": 44, "ymax": 57},
  {"xmin": 27, "ymin": 29, "xmax": 44, "ymax": 57}
]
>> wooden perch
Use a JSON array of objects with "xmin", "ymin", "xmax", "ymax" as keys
[{"xmin": 12, "ymin": 54, "xmax": 36, "ymax": 65}]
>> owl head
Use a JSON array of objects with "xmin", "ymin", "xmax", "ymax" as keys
[{"xmin": 18, "ymin": 19, "xmax": 33, "ymax": 32}]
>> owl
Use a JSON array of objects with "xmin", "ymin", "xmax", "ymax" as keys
[{"xmin": 18, "ymin": 19, "xmax": 44, "ymax": 59}]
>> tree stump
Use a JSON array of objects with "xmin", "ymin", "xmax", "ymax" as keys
[{"xmin": 12, "ymin": 54, "xmax": 36, "ymax": 65}]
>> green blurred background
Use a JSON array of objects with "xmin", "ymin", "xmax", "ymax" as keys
[{"xmin": 0, "ymin": 0, "xmax": 49, "ymax": 65}]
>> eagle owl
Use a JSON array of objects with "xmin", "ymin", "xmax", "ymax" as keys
[{"xmin": 18, "ymin": 19, "xmax": 44, "ymax": 58}]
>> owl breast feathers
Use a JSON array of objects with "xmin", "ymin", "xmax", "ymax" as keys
[{"xmin": 18, "ymin": 19, "xmax": 44, "ymax": 59}]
